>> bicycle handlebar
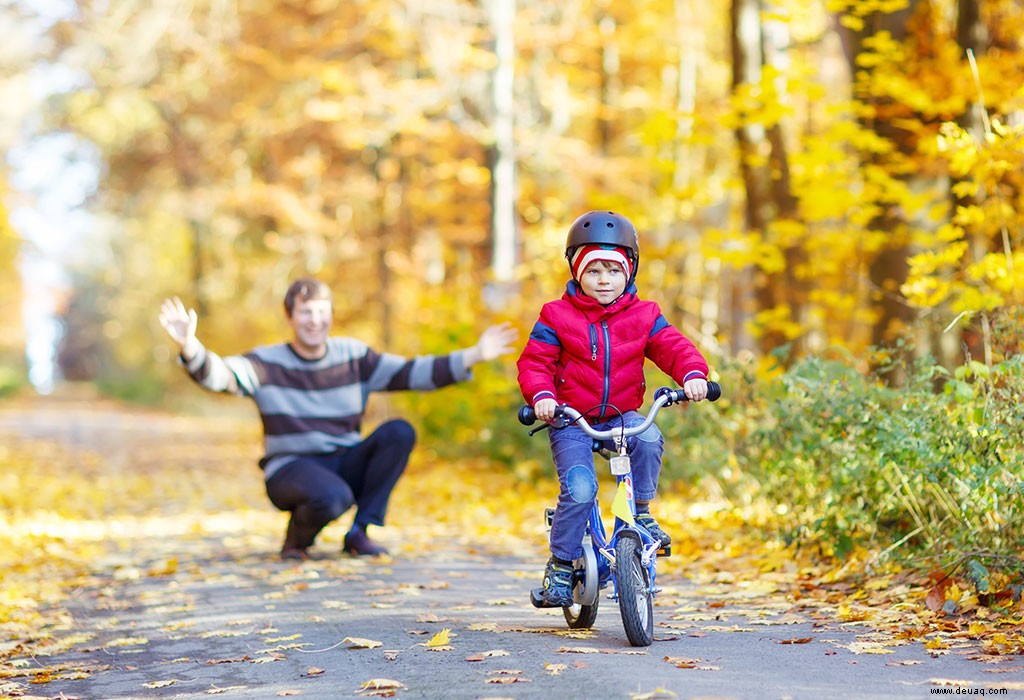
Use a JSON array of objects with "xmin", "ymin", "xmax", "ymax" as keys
[{"xmin": 517, "ymin": 381, "xmax": 721, "ymax": 441}]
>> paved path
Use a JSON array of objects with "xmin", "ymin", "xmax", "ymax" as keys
[
  {"xmin": 1, "ymin": 393, "xmax": 1020, "ymax": 699},
  {"xmin": 23, "ymin": 541, "xmax": 1019, "ymax": 700}
]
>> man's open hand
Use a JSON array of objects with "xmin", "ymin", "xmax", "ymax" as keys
[
  {"xmin": 159, "ymin": 297, "xmax": 200, "ymax": 360},
  {"xmin": 464, "ymin": 322, "xmax": 519, "ymax": 367}
]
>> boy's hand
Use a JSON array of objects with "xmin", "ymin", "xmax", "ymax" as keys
[
  {"xmin": 534, "ymin": 398, "xmax": 558, "ymax": 423},
  {"xmin": 683, "ymin": 377, "xmax": 709, "ymax": 402}
]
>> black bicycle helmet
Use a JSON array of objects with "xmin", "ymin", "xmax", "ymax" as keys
[{"xmin": 565, "ymin": 210, "xmax": 640, "ymax": 283}]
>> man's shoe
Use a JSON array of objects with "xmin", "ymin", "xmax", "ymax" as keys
[
  {"xmin": 343, "ymin": 528, "xmax": 389, "ymax": 557},
  {"xmin": 281, "ymin": 514, "xmax": 312, "ymax": 560},
  {"xmin": 281, "ymin": 546, "xmax": 310, "ymax": 561},
  {"xmin": 531, "ymin": 557, "xmax": 574, "ymax": 608},
  {"xmin": 636, "ymin": 513, "xmax": 672, "ymax": 548}
]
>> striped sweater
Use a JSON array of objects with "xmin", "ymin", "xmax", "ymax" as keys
[{"xmin": 182, "ymin": 338, "xmax": 471, "ymax": 479}]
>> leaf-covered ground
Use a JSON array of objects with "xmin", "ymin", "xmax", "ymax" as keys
[{"xmin": 0, "ymin": 392, "xmax": 1021, "ymax": 698}]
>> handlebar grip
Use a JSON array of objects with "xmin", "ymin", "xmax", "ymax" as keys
[
  {"xmin": 518, "ymin": 405, "xmax": 537, "ymax": 426},
  {"xmin": 656, "ymin": 381, "xmax": 722, "ymax": 404}
]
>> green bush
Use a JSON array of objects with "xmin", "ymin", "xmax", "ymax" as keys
[
  {"xmin": 0, "ymin": 364, "xmax": 23, "ymax": 397},
  {"xmin": 739, "ymin": 353, "xmax": 1024, "ymax": 563},
  {"xmin": 97, "ymin": 372, "xmax": 166, "ymax": 404},
  {"xmin": 397, "ymin": 324, "xmax": 1023, "ymax": 574}
]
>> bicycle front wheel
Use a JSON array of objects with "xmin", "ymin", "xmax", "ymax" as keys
[{"xmin": 614, "ymin": 534, "xmax": 654, "ymax": 646}]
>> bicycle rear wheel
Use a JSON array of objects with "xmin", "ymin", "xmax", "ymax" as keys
[
  {"xmin": 564, "ymin": 539, "xmax": 599, "ymax": 628},
  {"xmin": 564, "ymin": 597, "xmax": 599, "ymax": 628},
  {"xmin": 614, "ymin": 534, "xmax": 654, "ymax": 646}
]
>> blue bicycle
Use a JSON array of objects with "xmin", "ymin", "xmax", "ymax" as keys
[{"xmin": 518, "ymin": 382, "xmax": 721, "ymax": 646}]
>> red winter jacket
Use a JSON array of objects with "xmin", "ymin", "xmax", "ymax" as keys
[{"xmin": 517, "ymin": 282, "xmax": 709, "ymax": 421}]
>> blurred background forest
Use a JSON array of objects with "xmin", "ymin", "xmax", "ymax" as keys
[{"xmin": 1, "ymin": 0, "xmax": 1022, "ymax": 568}]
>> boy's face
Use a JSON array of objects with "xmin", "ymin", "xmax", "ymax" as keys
[{"xmin": 578, "ymin": 260, "xmax": 626, "ymax": 305}]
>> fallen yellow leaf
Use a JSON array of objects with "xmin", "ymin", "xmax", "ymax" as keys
[
  {"xmin": 629, "ymin": 688, "xmax": 677, "ymax": 700},
  {"xmin": 663, "ymin": 656, "xmax": 703, "ymax": 668},
  {"xmin": 422, "ymin": 628, "xmax": 452, "ymax": 647},
  {"xmin": 558, "ymin": 646, "xmax": 601, "ymax": 654},
  {"xmin": 359, "ymin": 678, "xmax": 406, "ymax": 690}
]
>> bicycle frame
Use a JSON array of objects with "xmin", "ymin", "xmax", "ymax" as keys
[
  {"xmin": 570, "ymin": 401, "xmax": 675, "ymax": 606},
  {"xmin": 520, "ymin": 382, "xmax": 721, "ymax": 645}
]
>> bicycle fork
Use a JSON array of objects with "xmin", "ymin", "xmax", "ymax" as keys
[{"xmin": 599, "ymin": 464, "xmax": 662, "ymax": 601}]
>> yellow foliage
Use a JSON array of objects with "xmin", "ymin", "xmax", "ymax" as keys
[
  {"xmin": 953, "ymin": 286, "xmax": 1005, "ymax": 314},
  {"xmin": 838, "ymin": 13, "xmax": 864, "ymax": 32},
  {"xmin": 766, "ymin": 219, "xmax": 807, "ymax": 247},
  {"xmin": 964, "ymin": 253, "xmax": 1024, "ymax": 299},
  {"xmin": 953, "ymin": 205, "xmax": 986, "ymax": 228},
  {"xmin": 809, "ymin": 288, "xmax": 857, "ymax": 313},
  {"xmin": 798, "ymin": 187, "xmax": 858, "ymax": 223},
  {"xmin": 751, "ymin": 306, "xmax": 804, "ymax": 341},
  {"xmin": 901, "ymin": 276, "xmax": 951, "ymax": 308},
  {"xmin": 907, "ymin": 242, "xmax": 968, "ymax": 276},
  {"xmin": 934, "ymin": 223, "xmax": 965, "ymax": 244}
]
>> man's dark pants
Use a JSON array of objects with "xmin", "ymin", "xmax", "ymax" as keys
[{"xmin": 265, "ymin": 419, "xmax": 416, "ymax": 549}]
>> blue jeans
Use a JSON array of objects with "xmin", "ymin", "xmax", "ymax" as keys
[
  {"xmin": 547, "ymin": 411, "xmax": 664, "ymax": 561},
  {"xmin": 265, "ymin": 419, "xmax": 416, "ymax": 549}
]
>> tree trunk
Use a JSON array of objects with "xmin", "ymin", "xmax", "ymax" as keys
[
  {"xmin": 486, "ymin": 0, "xmax": 517, "ymax": 310},
  {"xmin": 597, "ymin": 15, "xmax": 620, "ymax": 154},
  {"xmin": 954, "ymin": 0, "xmax": 991, "ymax": 366},
  {"xmin": 730, "ymin": 0, "xmax": 799, "ymax": 359},
  {"xmin": 836, "ymin": 2, "xmax": 920, "ymax": 382}
]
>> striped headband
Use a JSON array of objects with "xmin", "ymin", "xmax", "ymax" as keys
[{"xmin": 570, "ymin": 244, "xmax": 633, "ymax": 281}]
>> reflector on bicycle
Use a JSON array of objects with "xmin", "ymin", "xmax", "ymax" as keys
[
  {"xmin": 609, "ymin": 454, "xmax": 630, "ymax": 475},
  {"xmin": 612, "ymin": 481, "xmax": 635, "ymax": 525}
]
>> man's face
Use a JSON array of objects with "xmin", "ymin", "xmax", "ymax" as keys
[{"xmin": 288, "ymin": 297, "xmax": 333, "ymax": 357}]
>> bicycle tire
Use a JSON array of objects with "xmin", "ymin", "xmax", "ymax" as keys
[
  {"xmin": 564, "ymin": 598, "xmax": 599, "ymax": 628},
  {"xmin": 614, "ymin": 533, "xmax": 654, "ymax": 646},
  {"xmin": 564, "ymin": 542, "xmax": 599, "ymax": 628}
]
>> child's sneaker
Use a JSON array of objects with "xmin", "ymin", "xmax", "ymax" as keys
[
  {"xmin": 636, "ymin": 513, "xmax": 671, "ymax": 547},
  {"xmin": 532, "ymin": 557, "xmax": 574, "ymax": 608}
]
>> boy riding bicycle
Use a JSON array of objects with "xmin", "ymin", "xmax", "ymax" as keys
[{"xmin": 516, "ymin": 210, "xmax": 711, "ymax": 607}]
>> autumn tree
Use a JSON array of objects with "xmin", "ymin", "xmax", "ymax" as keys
[
  {"xmin": 24, "ymin": 0, "xmax": 1023, "ymax": 404},
  {"xmin": 729, "ymin": 0, "xmax": 801, "ymax": 358},
  {"xmin": 832, "ymin": 0, "xmax": 921, "ymax": 379}
]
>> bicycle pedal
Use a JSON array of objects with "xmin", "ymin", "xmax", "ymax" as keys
[
  {"xmin": 530, "ymin": 587, "xmax": 566, "ymax": 609},
  {"xmin": 657, "ymin": 545, "xmax": 672, "ymax": 558}
]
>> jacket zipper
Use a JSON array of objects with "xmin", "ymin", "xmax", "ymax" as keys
[
  {"xmin": 589, "ymin": 325, "xmax": 598, "ymax": 361},
  {"xmin": 599, "ymin": 321, "xmax": 611, "ymax": 420}
]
